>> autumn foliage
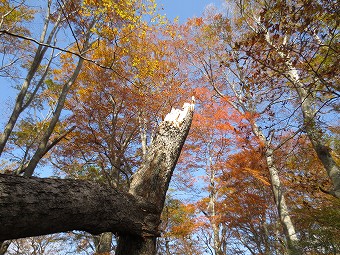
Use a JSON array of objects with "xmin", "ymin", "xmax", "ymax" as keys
[{"xmin": 0, "ymin": 0, "xmax": 339, "ymax": 254}]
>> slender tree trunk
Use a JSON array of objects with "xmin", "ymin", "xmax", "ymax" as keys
[
  {"xmin": 211, "ymin": 66, "xmax": 300, "ymax": 253},
  {"xmin": 207, "ymin": 143, "xmax": 223, "ymax": 255},
  {"xmin": 219, "ymin": 70, "xmax": 300, "ymax": 254},
  {"xmin": 211, "ymin": 205, "xmax": 223, "ymax": 255},
  {"xmin": 23, "ymin": 17, "xmax": 96, "ymax": 177},
  {"xmin": 251, "ymin": 123, "xmax": 300, "ymax": 255},
  {"xmin": 261, "ymin": 25, "xmax": 340, "ymax": 198},
  {"xmin": 23, "ymin": 56, "xmax": 85, "ymax": 176},
  {"xmin": 285, "ymin": 64, "xmax": 340, "ymax": 198},
  {"xmin": 264, "ymin": 148, "xmax": 300, "ymax": 254},
  {"xmin": 0, "ymin": 50, "xmax": 45, "ymax": 156},
  {"xmin": 138, "ymin": 111, "xmax": 148, "ymax": 159},
  {"xmin": 0, "ymin": 1, "xmax": 62, "ymax": 156}
]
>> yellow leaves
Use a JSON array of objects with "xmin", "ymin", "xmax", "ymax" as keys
[
  {"xmin": 0, "ymin": 0, "xmax": 35, "ymax": 39},
  {"xmin": 0, "ymin": 0, "xmax": 35, "ymax": 23},
  {"xmin": 151, "ymin": 13, "xmax": 167, "ymax": 25},
  {"xmin": 13, "ymin": 119, "xmax": 51, "ymax": 148},
  {"xmin": 131, "ymin": 51, "xmax": 160, "ymax": 80},
  {"xmin": 58, "ymin": 0, "xmax": 177, "ymax": 93},
  {"xmin": 80, "ymin": 0, "xmax": 160, "ymax": 42},
  {"xmin": 82, "ymin": 0, "xmax": 156, "ymax": 24},
  {"xmin": 111, "ymin": 1, "xmax": 135, "ymax": 21},
  {"xmin": 141, "ymin": 0, "xmax": 157, "ymax": 16},
  {"xmin": 131, "ymin": 56, "xmax": 140, "ymax": 67},
  {"xmin": 77, "ymin": 86, "xmax": 93, "ymax": 101}
]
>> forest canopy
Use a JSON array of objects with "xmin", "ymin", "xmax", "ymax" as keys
[{"xmin": 0, "ymin": 0, "xmax": 339, "ymax": 254}]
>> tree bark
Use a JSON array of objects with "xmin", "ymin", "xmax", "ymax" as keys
[
  {"xmin": 0, "ymin": 174, "xmax": 159, "ymax": 242},
  {"xmin": 260, "ymin": 25, "xmax": 340, "ymax": 198}
]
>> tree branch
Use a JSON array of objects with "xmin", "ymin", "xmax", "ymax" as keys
[
  {"xmin": 0, "ymin": 29, "xmax": 135, "ymax": 86},
  {"xmin": 0, "ymin": 174, "xmax": 159, "ymax": 241}
]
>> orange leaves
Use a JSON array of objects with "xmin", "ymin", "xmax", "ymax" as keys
[
  {"xmin": 186, "ymin": 17, "xmax": 202, "ymax": 28},
  {"xmin": 242, "ymin": 167, "xmax": 271, "ymax": 186},
  {"xmin": 163, "ymin": 199, "xmax": 199, "ymax": 238},
  {"xmin": 192, "ymin": 88, "xmax": 235, "ymax": 133},
  {"xmin": 194, "ymin": 17, "xmax": 203, "ymax": 27}
]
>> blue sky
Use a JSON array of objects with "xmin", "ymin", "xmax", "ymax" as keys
[
  {"xmin": 0, "ymin": 1, "xmax": 224, "ymax": 118},
  {"xmin": 157, "ymin": 0, "xmax": 223, "ymax": 22},
  {"xmin": 0, "ymin": 0, "xmax": 225, "ymax": 175}
]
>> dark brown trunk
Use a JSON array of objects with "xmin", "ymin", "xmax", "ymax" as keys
[
  {"xmin": 116, "ymin": 235, "xmax": 156, "ymax": 255},
  {"xmin": 0, "ymin": 174, "xmax": 159, "ymax": 241}
]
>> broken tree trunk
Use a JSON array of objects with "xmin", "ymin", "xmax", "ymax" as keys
[
  {"xmin": 116, "ymin": 99, "xmax": 195, "ymax": 255},
  {"xmin": 0, "ymin": 99, "xmax": 195, "ymax": 255}
]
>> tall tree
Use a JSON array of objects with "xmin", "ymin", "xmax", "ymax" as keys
[
  {"xmin": 181, "ymin": 11, "xmax": 301, "ymax": 254},
  {"xmin": 228, "ymin": 0, "xmax": 340, "ymax": 197},
  {"xmin": 276, "ymin": 134, "xmax": 340, "ymax": 253}
]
